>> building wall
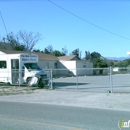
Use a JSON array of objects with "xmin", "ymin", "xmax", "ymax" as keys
[
  {"xmin": 37, "ymin": 60, "xmax": 58, "ymax": 75},
  {"xmin": 0, "ymin": 52, "xmax": 5, "ymax": 54},
  {"xmin": 58, "ymin": 60, "xmax": 93, "ymax": 76},
  {"xmin": 38, "ymin": 60, "xmax": 58, "ymax": 69},
  {"xmin": 76, "ymin": 61, "xmax": 93, "ymax": 76},
  {"xmin": 37, "ymin": 60, "xmax": 93, "ymax": 76},
  {"xmin": 57, "ymin": 61, "xmax": 76, "ymax": 75}
]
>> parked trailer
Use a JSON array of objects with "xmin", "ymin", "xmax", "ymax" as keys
[{"xmin": 0, "ymin": 53, "xmax": 49, "ymax": 87}]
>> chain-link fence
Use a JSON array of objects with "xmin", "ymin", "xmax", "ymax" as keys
[
  {"xmin": 111, "ymin": 67, "xmax": 130, "ymax": 93},
  {"xmin": 49, "ymin": 67, "xmax": 130, "ymax": 93},
  {"xmin": 0, "ymin": 69, "xmax": 50, "ymax": 88},
  {"xmin": 0, "ymin": 67, "xmax": 130, "ymax": 93}
]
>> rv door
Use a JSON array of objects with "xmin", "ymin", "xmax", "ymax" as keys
[{"xmin": 11, "ymin": 59, "xmax": 19, "ymax": 84}]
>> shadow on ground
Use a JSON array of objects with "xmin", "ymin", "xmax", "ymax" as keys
[{"xmin": 53, "ymin": 82, "xmax": 89, "ymax": 87}]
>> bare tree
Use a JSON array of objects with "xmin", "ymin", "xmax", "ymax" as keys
[
  {"xmin": 0, "ymin": 42, "xmax": 8, "ymax": 49},
  {"xmin": 0, "ymin": 32, "xmax": 24, "ymax": 50},
  {"xmin": 18, "ymin": 30, "xmax": 41, "ymax": 51}
]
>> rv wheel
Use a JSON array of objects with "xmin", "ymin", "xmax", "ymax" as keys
[
  {"xmin": 37, "ymin": 79, "xmax": 45, "ymax": 88},
  {"xmin": 26, "ymin": 77, "xmax": 31, "ymax": 86}
]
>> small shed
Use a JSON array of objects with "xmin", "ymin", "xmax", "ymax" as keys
[{"xmin": 58, "ymin": 55, "xmax": 93, "ymax": 76}]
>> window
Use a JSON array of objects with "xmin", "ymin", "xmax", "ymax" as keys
[
  {"xmin": 55, "ymin": 63, "xmax": 58, "ymax": 69},
  {"xmin": 24, "ymin": 63, "xmax": 41, "ymax": 71},
  {"xmin": 0, "ymin": 61, "xmax": 7, "ymax": 68}
]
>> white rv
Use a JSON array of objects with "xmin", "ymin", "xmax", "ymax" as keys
[{"xmin": 0, "ymin": 53, "xmax": 49, "ymax": 87}]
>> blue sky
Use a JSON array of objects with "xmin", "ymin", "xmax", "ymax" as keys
[{"xmin": 0, "ymin": 0, "xmax": 130, "ymax": 58}]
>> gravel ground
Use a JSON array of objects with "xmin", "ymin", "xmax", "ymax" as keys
[{"xmin": 0, "ymin": 88, "xmax": 130, "ymax": 112}]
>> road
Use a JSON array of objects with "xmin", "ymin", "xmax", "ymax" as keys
[{"xmin": 0, "ymin": 101, "xmax": 129, "ymax": 130}]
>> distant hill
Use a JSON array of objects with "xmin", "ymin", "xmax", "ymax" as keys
[{"xmin": 105, "ymin": 57, "xmax": 130, "ymax": 61}]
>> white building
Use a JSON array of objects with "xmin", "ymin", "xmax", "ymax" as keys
[{"xmin": 58, "ymin": 55, "xmax": 93, "ymax": 76}]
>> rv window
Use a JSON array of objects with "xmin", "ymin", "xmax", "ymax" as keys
[
  {"xmin": 22, "ymin": 66, "xmax": 25, "ymax": 77},
  {"xmin": 24, "ymin": 63, "xmax": 41, "ymax": 71},
  {"xmin": 0, "ymin": 61, "xmax": 7, "ymax": 68}
]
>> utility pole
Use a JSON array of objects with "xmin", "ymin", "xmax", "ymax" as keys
[{"xmin": 0, "ymin": 10, "xmax": 8, "ymax": 35}]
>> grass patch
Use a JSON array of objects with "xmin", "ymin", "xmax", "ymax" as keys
[
  {"xmin": 0, "ymin": 87, "xmax": 35, "ymax": 96},
  {"xmin": 113, "ymin": 92, "xmax": 130, "ymax": 94}
]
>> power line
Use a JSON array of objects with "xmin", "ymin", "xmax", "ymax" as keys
[
  {"xmin": 0, "ymin": 10, "xmax": 8, "ymax": 35},
  {"xmin": 48, "ymin": 0, "xmax": 130, "ymax": 40}
]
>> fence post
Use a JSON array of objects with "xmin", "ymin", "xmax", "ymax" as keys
[
  {"xmin": 109, "ymin": 66, "xmax": 113, "ymax": 93},
  {"xmin": 50, "ymin": 68, "xmax": 53, "ymax": 89},
  {"xmin": 76, "ymin": 68, "xmax": 78, "ymax": 90},
  {"xmin": 19, "ymin": 69, "xmax": 21, "ymax": 87}
]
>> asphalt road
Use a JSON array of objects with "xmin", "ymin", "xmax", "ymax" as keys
[{"xmin": 0, "ymin": 101, "xmax": 129, "ymax": 130}]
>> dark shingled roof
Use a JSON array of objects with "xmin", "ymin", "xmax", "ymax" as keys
[{"xmin": 0, "ymin": 50, "xmax": 58, "ymax": 61}]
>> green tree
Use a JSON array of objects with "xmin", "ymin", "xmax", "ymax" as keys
[
  {"xmin": 106, "ymin": 60, "xmax": 114, "ymax": 67},
  {"xmin": 72, "ymin": 48, "xmax": 81, "ymax": 59},
  {"xmin": 44, "ymin": 45, "xmax": 53, "ymax": 54},
  {"xmin": 33, "ymin": 49, "xmax": 41, "ymax": 52},
  {"xmin": 85, "ymin": 51, "xmax": 91, "ymax": 60},
  {"xmin": 93, "ymin": 58, "xmax": 108, "ymax": 74},
  {"xmin": 61, "ymin": 47, "xmax": 68, "ymax": 56},
  {"xmin": 91, "ymin": 51, "xmax": 101, "ymax": 61},
  {"xmin": 52, "ymin": 50, "xmax": 63, "ymax": 56},
  {"xmin": 43, "ymin": 48, "xmax": 50, "ymax": 54},
  {"xmin": 90, "ymin": 52, "xmax": 108, "ymax": 74}
]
